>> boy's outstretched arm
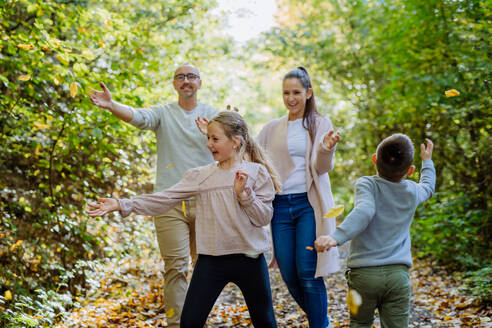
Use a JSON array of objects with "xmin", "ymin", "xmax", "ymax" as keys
[
  {"xmin": 326, "ymin": 177, "xmax": 377, "ymax": 248},
  {"xmin": 86, "ymin": 198, "xmax": 120, "ymax": 217},
  {"xmin": 417, "ymin": 138, "xmax": 436, "ymax": 204}
]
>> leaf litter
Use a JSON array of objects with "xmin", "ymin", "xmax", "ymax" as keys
[{"xmin": 56, "ymin": 242, "xmax": 491, "ymax": 327}]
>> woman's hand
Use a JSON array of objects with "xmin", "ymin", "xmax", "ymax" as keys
[
  {"xmin": 323, "ymin": 130, "xmax": 340, "ymax": 149},
  {"xmin": 86, "ymin": 198, "xmax": 120, "ymax": 217},
  {"xmin": 234, "ymin": 170, "xmax": 250, "ymax": 199}
]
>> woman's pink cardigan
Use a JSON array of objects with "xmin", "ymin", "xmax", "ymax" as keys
[{"xmin": 257, "ymin": 114, "xmax": 341, "ymax": 277}]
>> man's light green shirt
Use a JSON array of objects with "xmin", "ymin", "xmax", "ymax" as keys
[{"xmin": 129, "ymin": 102, "xmax": 218, "ymax": 192}]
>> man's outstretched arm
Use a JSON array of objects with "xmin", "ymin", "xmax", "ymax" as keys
[{"xmin": 90, "ymin": 81, "xmax": 133, "ymax": 122}]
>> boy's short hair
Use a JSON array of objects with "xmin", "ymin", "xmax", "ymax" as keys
[{"xmin": 376, "ymin": 134, "xmax": 414, "ymax": 182}]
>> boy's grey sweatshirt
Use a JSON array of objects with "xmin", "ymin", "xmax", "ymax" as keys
[{"xmin": 331, "ymin": 159, "xmax": 435, "ymax": 268}]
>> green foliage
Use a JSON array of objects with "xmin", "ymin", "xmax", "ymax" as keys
[
  {"xmin": 462, "ymin": 266, "xmax": 492, "ymax": 304},
  {"xmin": 413, "ymin": 192, "xmax": 491, "ymax": 270},
  {"xmin": 0, "ymin": 0, "xmax": 228, "ymax": 326}
]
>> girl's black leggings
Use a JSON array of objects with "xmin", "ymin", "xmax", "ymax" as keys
[{"xmin": 180, "ymin": 253, "xmax": 277, "ymax": 328}]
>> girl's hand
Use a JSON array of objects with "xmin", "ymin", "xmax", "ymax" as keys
[
  {"xmin": 234, "ymin": 170, "xmax": 250, "ymax": 199},
  {"xmin": 86, "ymin": 198, "xmax": 120, "ymax": 217},
  {"xmin": 323, "ymin": 130, "xmax": 340, "ymax": 149},
  {"xmin": 195, "ymin": 116, "xmax": 209, "ymax": 135},
  {"xmin": 314, "ymin": 235, "xmax": 338, "ymax": 252}
]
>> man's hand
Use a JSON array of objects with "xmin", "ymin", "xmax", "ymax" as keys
[
  {"xmin": 90, "ymin": 82, "xmax": 113, "ymax": 110},
  {"xmin": 314, "ymin": 235, "xmax": 338, "ymax": 252},
  {"xmin": 86, "ymin": 198, "xmax": 120, "ymax": 217},
  {"xmin": 420, "ymin": 138, "xmax": 433, "ymax": 161},
  {"xmin": 226, "ymin": 105, "xmax": 239, "ymax": 112},
  {"xmin": 323, "ymin": 130, "xmax": 340, "ymax": 149}
]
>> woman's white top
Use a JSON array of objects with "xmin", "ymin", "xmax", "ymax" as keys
[{"xmin": 280, "ymin": 119, "xmax": 308, "ymax": 195}]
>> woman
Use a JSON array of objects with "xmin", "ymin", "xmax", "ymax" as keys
[{"xmin": 257, "ymin": 67, "xmax": 340, "ymax": 328}]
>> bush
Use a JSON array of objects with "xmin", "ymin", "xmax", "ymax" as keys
[
  {"xmin": 412, "ymin": 191, "xmax": 491, "ymax": 304},
  {"xmin": 462, "ymin": 266, "xmax": 492, "ymax": 305},
  {"xmin": 412, "ymin": 192, "xmax": 491, "ymax": 270}
]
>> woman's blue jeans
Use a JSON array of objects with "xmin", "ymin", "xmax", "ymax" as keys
[{"xmin": 271, "ymin": 192, "xmax": 329, "ymax": 328}]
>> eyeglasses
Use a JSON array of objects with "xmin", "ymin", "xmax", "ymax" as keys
[{"xmin": 174, "ymin": 73, "xmax": 200, "ymax": 82}]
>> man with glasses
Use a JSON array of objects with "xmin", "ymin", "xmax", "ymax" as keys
[{"xmin": 90, "ymin": 64, "xmax": 217, "ymax": 328}]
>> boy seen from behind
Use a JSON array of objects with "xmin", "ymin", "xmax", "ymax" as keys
[{"xmin": 315, "ymin": 134, "xmax": 435, "ymax": 328}]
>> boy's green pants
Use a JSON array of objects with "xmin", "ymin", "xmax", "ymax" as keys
[{"xmin": 346, "ymin": 264, "xmax": 411, "ymax": 328}]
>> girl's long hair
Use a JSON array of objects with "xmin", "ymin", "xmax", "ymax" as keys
[
  {"xmin": 210, "ymin": 111, "xmax": 282, "ymax": 192},
  {"xmin": 283, "ymin": 66, "xmax": 319, "ymax": 143}
]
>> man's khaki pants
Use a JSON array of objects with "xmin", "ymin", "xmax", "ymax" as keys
[{"xmin": 153, "ymin": 199, "xmax": 196, "ymax": 328}]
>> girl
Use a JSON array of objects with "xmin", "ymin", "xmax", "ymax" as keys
[
  {"xmin": 257, "ymin": 67, "xmax": 340, "ymax": 328},
  {"xmin": 86, "ymin": 111, "xmax": 281, "ymax": 328}
]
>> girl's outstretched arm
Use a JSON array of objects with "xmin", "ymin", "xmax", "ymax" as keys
[
  {"xmin": 87, "ymin": 167, "xmax": 200, "ymax": 218},
  {"xmin": 118, "ymin": 167, "xmax": 200, "ymax": 217},
  {"xmin": 86, "ymin": 198, "xmax": 120, "ymax": 217}
]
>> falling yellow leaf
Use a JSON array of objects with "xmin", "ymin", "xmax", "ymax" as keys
[
  {"xmin": 324, "ymin": 205, "xmax": 344, "ymax": 218},
  {"xmin": 18, "ymin": 74, "xmax": 31, "ymax": 81},
  {"xmin": 445, "ymin": 89, "xmax": 460, "ymax": 97},
  {"xmin": 305, "ymin": 246, "xmax": 313, "ymax": 251},
  {"xmin": 33, "ymin": 122, "xmax": 50, "ymax": 129},
  {"xmin": 182, "ymin": 201, "xmax": 186, "ymax": 216},
  {"xmin": 166, "ymin": 307, "xmax": 175, "ymax": 318},
  {"xmin": 98, "ymin": 41, "xmax": 106, "ymax": 48},
  {"xmin": 137, "ymin": 47, "xmax": 143, "ymax": 55},
  {"xmin": 347, "ymin": 289, "xmax": 362, "ymax": 315},
  {"xmin": 70, "ymin": 82, "xmax": 78, "ymax": 98},
  {"xmin": 167, "ymin": 163, "xmax": 174, "ymax": 168},
  {"xmin": 105, "ymin": 19, "xmax": 112, "ymax": 26},
  {"xmin": 17, "ymin": 43, "xmax": 34, "ymax": 50},
  {"xmin": 5, "ymin": 290, "xmax": 12, "ymax": 301}
]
